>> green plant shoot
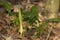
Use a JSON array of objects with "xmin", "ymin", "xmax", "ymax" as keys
[{"xmin": 17, "ymin": 5, "xmax": 23, "ymax": 36}]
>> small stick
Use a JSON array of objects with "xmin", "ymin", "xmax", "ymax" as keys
[{"xmin": 46, "ymin": 25, "xmax": 53, "ymax": 40}]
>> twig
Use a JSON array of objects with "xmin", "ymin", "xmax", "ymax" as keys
[{"xmin": 46, "ymin": 26, "xmax": 53, "ymax": 40}]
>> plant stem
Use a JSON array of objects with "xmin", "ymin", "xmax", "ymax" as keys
[{"xmin": 18, "ymin": 5, "xmax": 23, "ymax": 36}]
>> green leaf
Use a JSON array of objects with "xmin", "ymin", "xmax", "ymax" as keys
[
  {"xmin": 36, "ymin": 22, "xmax": 48, "ymax": 34},
  {"xmin": 9, "ymin": 12, "xmax": 18, "ymax": 17},
  {"xmin": 30, "ymin": 6, "xmax": 39, "ymax": 19},
  {"xmin": 40, "ymin": 22, "xmax": 49, "ymax": 27},
  {"xmin": 48, "ymin": 18, "xmax": 60, "ymax": 22},
  {"xmin": 14, "ymin": 17, "xmax": 19, "ymax": 25},
  {"xmin": 0, "ymin": 0, "xmax": 13, "ymax": 13},
  {"xmin": 21, "ymin": 9, "xmax": 30, "ymax": 18}
]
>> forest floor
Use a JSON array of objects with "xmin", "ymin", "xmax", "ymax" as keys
[{"xmin": 0, "ymin": 0, "xmax": 60, "ymax": 40}]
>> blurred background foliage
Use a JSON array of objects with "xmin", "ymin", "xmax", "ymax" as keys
[{"xmin": 0, "ymin": 0, "xmax": 60, "ymax": 38}]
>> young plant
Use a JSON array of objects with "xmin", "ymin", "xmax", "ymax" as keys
[
  {"xmin": 1, "ymin": 0, "xmax": 60, "ymax": 38},
  {"xmin": 18, "ymin": 6, "xmax": 23, "ymax": 36},
  {"xmin": 0, "ymin": 0, "xmax": 23, "ymax": 36}
]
